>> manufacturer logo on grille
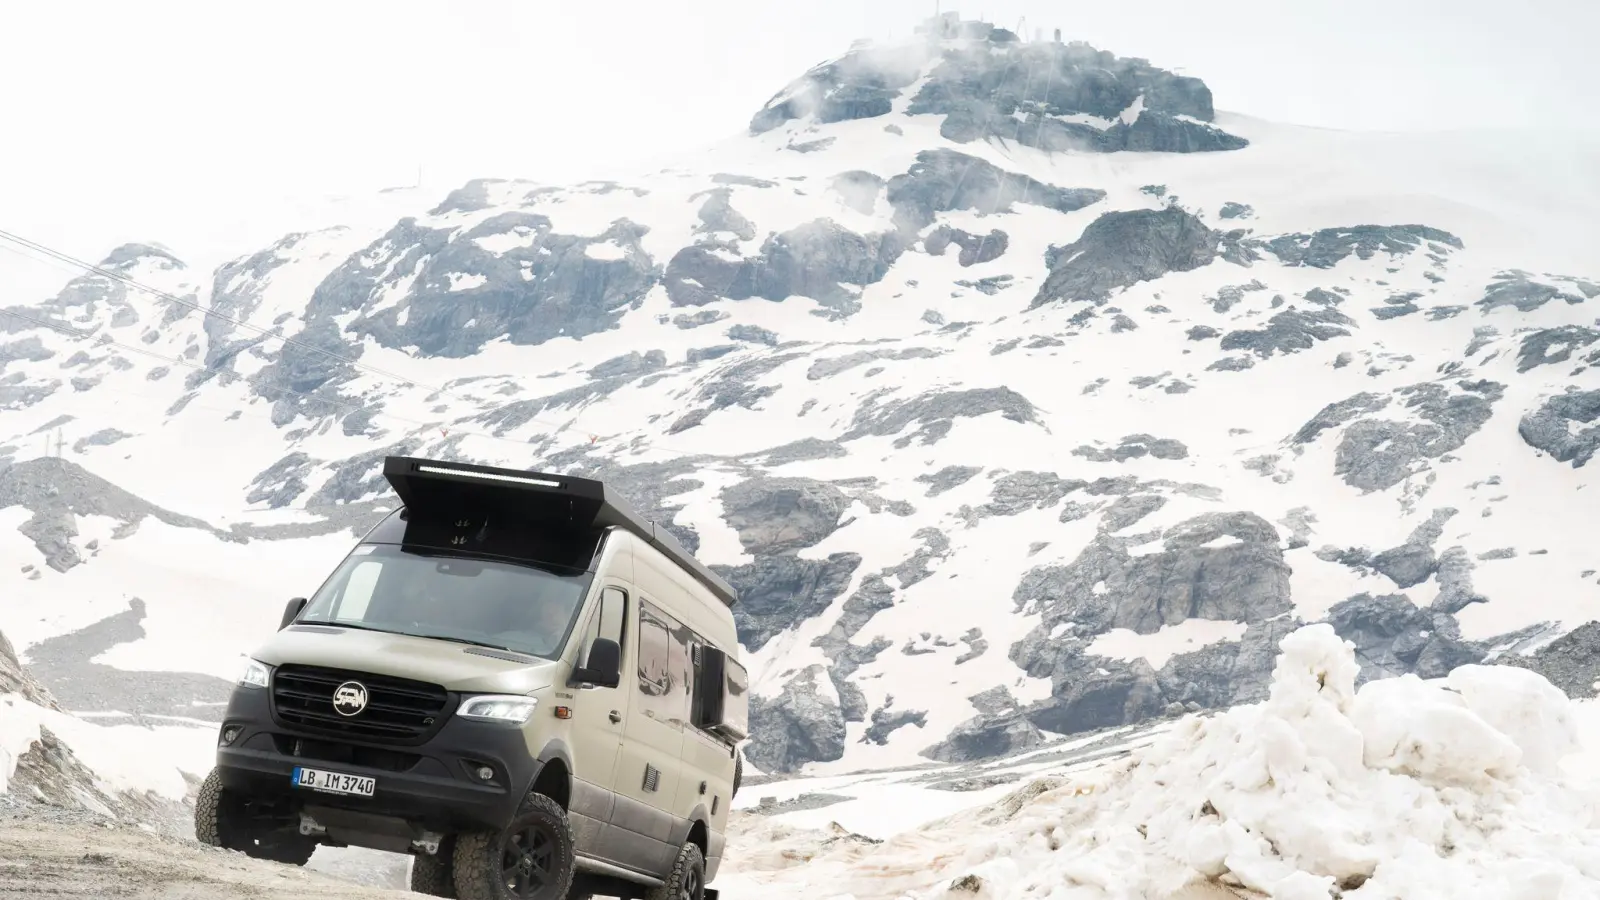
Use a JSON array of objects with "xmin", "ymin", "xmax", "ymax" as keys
[{"xmin": 332, "ymin": 681, "xmax": 368, "ymax": 717}]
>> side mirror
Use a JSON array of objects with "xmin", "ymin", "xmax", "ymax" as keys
[
  {"xmin": 572, "ymin": 638, "xmax": 621, "ymax": 688},
  {"xmin": 281, "ymin": 597, "xmax": 308, "ymax": 630}
]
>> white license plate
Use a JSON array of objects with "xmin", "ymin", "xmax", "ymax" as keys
[{"xmin": 291, "ymin": 766, "xmax": 376, "ymax": 797}]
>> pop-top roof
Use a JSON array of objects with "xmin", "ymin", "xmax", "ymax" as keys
[{"xmin": 381, "ymin": 456, "xmax": 737, "ymax": 608}]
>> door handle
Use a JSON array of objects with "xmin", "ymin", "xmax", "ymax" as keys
[{"xmin": 608, "ymin": 710, "xmax": 621, "ymax": 723}]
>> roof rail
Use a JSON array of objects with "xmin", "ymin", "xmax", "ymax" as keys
[{"xmin": 382, "ymin": 456, "xmax": 738, "ymax": 608}]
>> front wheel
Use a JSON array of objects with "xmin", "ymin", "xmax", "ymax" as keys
[
  {"xmin": 452, "ymin": 793, "xmax": 575, "ymax": 900},
  {"xmin": 194, "ymin": 768, "xmax": 316, "ymax": 866},
  {"xmin": 410, "ymin": 839, "xmax": 457, "ymax": 897},
  {"xmin": 644, "ymin": 842, "xmax": 705, "ymax": 900}
]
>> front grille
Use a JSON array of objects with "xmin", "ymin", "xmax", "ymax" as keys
[
  {"xmin": 269, "ymin": 734, "xmax": 422, "ymax": 772},
  {"xmin": 270, "ymin": 664, "xmax": 452, "ymax": 744}
]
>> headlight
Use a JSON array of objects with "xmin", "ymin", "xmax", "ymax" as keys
[
  {"xmin": 458, "ymin": 695, "xmax": 537, "ymax": 724},
  {"xmin": 238, "ymin": 659, "xmax": 272, "ymax": 689}
]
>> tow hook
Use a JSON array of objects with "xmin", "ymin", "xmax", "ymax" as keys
[
  {"xmin": 298, "ymin": 813, "xmax": 327, "ymax": 837},
  {"xmin": 411, "ymin": 830, "xmax": 445, "ymax": 855}
]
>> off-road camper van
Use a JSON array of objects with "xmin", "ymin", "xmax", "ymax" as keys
[{"xmin": 197, "ymin": 456, "xmax": 749, "ymax": 900}]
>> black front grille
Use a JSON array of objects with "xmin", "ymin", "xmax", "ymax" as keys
[{"xmin": 270, "ymin": 664, "xmax": 452, "ymax": 745}]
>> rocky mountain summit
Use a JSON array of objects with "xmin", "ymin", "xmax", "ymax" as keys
[{"xmin": 1, "ymin": 16, "xmax": 1597, "ymax": 777}]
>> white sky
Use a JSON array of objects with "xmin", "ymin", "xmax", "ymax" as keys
[{"xmin": 1, "ymin": 0, "xmax": 1596, "ymax": 290}]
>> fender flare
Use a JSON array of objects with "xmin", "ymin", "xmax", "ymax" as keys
[{"xmin": 529, "ymin": 739, "xmax": 575, "ymax": 803}]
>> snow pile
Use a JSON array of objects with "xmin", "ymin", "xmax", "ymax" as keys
[
  {"xmin": 908, "ymin": 623, "xmax": 1600, "ymax": 900},
  {"xmin": 0, "ymin": 693, "xmax": 210, "ymax": 803}
]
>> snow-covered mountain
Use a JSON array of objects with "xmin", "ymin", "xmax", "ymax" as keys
[{"xmin": 2, "ymin": 16, "xmax": 1598, "ymax": 783}]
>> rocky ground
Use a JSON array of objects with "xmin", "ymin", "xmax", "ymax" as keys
[{"xmin": 0, "ymin": 806, "xmax": 410, "ymax": 899}]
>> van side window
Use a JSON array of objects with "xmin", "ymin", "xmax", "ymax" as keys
[
  {"xmin": 576, "ymin": 587, "xmax": 626, "ymax": 668},
  {"xmin": 636, "ymin": 600, "xmax": 691, "ymax": 724},
  {"xmin": 637, "ymin": 602, "xmax": 672, "ymax": 699}
]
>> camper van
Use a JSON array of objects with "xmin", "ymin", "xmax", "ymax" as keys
[{"xmin": 196, "ymin": 456, "xmax": 749, "ymax": 900}]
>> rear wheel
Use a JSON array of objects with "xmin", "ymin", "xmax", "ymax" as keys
[
  {"xmin": 453, "ymin": 792, "xmax": 575, "ymax": 900},
  {"xmin": 194, "ymin": 768, "xmax": 317, "ymax": 866}
]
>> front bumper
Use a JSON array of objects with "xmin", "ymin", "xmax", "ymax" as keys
[{"xmin": 215, "ymin": 682, "xmax": 539, "ymax": 835}]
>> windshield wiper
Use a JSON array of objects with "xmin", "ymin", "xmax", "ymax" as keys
[{"xmin": 409, "ymin": 633, "xmax": 520, "ymax": 654}]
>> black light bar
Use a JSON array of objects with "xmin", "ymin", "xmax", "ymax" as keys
[{"xmin": 382, "ymin": 456, "xmax": 738, "ymax": 608}]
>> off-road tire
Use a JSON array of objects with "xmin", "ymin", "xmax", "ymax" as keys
[
  {"xmin": 194, "ymin": 768, "xmax": 316, "ymax": 866},
  {"xmin": 453, "ymin": 792, "xmax": 575, "ymax": 900},
  {"xmin": 731, "ymin": 751, "xmax": 742, "ymax": 798},
  {"xmin": 411, "ymin": 840, "xmax": 458, "ymax": 897},
  {"xmin": 644, "ymin": 842, "xmax": 705, "ymax": 900}
]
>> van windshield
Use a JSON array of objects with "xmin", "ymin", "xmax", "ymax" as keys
[{"xmin": 298, "ymin": 543, "xmax": 592, "ymax": 659}]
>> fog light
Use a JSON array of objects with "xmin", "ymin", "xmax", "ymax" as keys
[
  {"xmin": 475, "ymin": 766, "xmax": 495, "ymax": 782},
  {"xmin": 219, "ymin": 726, "xmax": 242, "ymax": 746}
]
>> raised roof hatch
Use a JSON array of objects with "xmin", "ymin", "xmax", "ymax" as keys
[{"xmin": 382, "ymin": 456, "xmax": 738, "ymax": 608}]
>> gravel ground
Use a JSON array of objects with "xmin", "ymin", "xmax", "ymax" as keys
[{"xmin": 0, "ymin": 804, "xmax": 412, "ymax": 899}]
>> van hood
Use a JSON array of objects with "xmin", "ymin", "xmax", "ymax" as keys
[{"xmin": 249, "ymin": 625, "xmax": 566, "ymax": 695}]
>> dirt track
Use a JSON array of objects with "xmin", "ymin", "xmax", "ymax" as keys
[{"xmin": 0, "ymin": 821, "xmax": 412, "ymax": 899}]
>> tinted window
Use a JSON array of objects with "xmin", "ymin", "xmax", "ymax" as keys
[
  {"xmin": 636, "ymin": 600, "xmax": 690, "ymax": 724},
  {"xmin": 299, "ymin": 544, "xmax": 592, "ymax": 659}
]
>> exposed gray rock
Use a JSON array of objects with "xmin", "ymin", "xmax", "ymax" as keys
[
  {"xmin": 862, "ymin": 704, "xmax": 928, "ymax": 745},
  {"xmin": 1498, "ymin": 622, "xmax": 1600, "ymax": 698},
  {"xmin": 69, "ymin": 429, "xmax": 132, "ymax": 453},
  {"xmin": 745, "ymin": 666, "xmax": 846, "ymax": 774},
  {"xmin": 955, "ymin": 628, "xmax": 988, "ymax": 665},
  {"xmin": 589, "ymin": 349, "xmax": 667, "ymax": 380},
  {"xmin": 1372, "ymin": 291, "xmax": 1423, "ymax": 320},
  {"xmin": 1073, "ymin": 434, "xmax": 1189, "ymax": 462},
  {"xmin": 712, "ymin": 173, "xmax": 777, "ymax": 189},
  {"xmin": 1218, "ymin": 202, "xmax": 1253, "ymax": 219},
  {"xmin": 1326, "ymin": 592, "xmax": 1485, "ymax": 684},
  {"xmin": 1370, "ymin": 508, "xmax": 1457, "ymax": 588},
  {"xmin": 1331, "ymin": 380, "xmax": 1505, "ymax": 491},
  {"xmin": 915, "ymin": 465, "xmax": 982, "ymax": 496},
  {"xmin": 1519, "ymin": 389, "xmax": 1600, "ymax": 467},
  {"xmin": 664, "ymin": 218, "xmax": 903, "ymax": 314},
  {"xmin": 23, "ymin": 599, "xmax": 235, "ymax": 720},
  {"xmin": 1100, "ymin": 494, "xmax": 1167, "ymax": 531},
  {"xmin": 749, "ymin": 43, "xmax": 928, "ymax": 134},
  {"xmin": 807, "ymin": 347, "xmax": 942, "ymax": 380},
  {"xmin": 843, "ymin": 387, "xmax": 1041, "ymax": 448},
  {"xmin": 924, "ymin": 226, "xmax": 1008, "ymax": 266},
  {"xmin": 902, "ymin": 39, "xmax": 1247, "ymax": 153},
  {"xmin": 1206, "ymin": 355, "xmax": 1254, "ymax": 372},
  {"xmin": 830, "ymin": 170, "xmax": 886, "ymax": 215},
  {"xmin": 1292, "ymin": 391, "xmax": 1391, "ymax": 444},
  {"xmin": 296, "ymin": 213, "xmax": 656, "ymax": 359},
  {"xmin": 956, "ymin": 275, "xmax": 1016, "ymax": 295},
  {"xmin": 1010, "ymin": 512, "xmax": 1291, "ymax": 681},
  {"xmin": 1152, "ymin": 618, "xmax": 1305, "ymax": 711},
  {"xmin": 692, "ymin": 187, "xmax": 757, "ymax": 241},
  {"xmin": 245, "ymin": 452, "xmax": 316, "ymax": 508},
  {"xmin": 978, "ymin": 470, "xmax": 1086, "ymax": 516},
  {"xmin": 0, "ymin": 336, "xmax": 53, "ymax": 372},
  {"xmin": 673, "ymin": 310, "xmax": 729, "ymax": 330},
  {"xmin": 0, "ymin": 457, "xmax": 224, "ymax": 572},
  {"xmin": 921, "ymin": 686, "xmax": 1044, "ymax": 762},
  {"xmin": 1220, "ymin": 307, "xmax": 1355, "ymax": 358},
  {"xmin": 714, "ymin": 476, "xmax": 860, "ymax": 651},
  {"xmin": 721, "ymin": 477, "xmax": 849, "ymax": 556},
  {"xmin": 1186, "ymin": 325, "xmax": 1220, "ymax": 341},
  {"xmin": 886, "ymin": 149, "xmax": 1104, "ymax": 233},
  {"xmin": 727, "ymin": 324, "xmax": 779, "ymax": 346},
  {"xmin": 751, "ymin": 438, "xmax": 848, "ymax": 466},
  {"xmin": 668, "ymin": 351, "xmax": 806, "ymax": 433},
  {"xmin": 1031, "ymin": 207, "xmax": 1219, "ymax": 307},
  {"xmin": 1478, "ymin": 271, "xmax": 1588, "ymax": 313},
  {"xmin": 1262, "ymin": 225, "xmax": 1462, "ymax": 269},
  {"xmin": 1516, "ymin": 325, "xmax": 1600, "ymax": 373},
  {"xmin": 429, "ymin": 178, "xmax": 507, "ymax": 215}
]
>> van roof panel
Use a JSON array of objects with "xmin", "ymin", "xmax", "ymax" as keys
[{"xmin": 381, "ymin": 456, "xmax": 738, "ymax": 608}]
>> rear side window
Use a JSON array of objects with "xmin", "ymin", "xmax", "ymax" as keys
[{"xmin": 636, "ymin": 600, "xmax": 691, "ymax": 723}]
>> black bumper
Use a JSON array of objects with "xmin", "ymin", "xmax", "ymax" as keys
[{"xmin": 215, "ymin": 683, "xmax": 538, "ymax": 834}]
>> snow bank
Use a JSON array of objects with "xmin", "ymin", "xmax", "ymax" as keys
[
  {"xmin": 909, "ymin": 624, "xmax": 1600, "ymax": 900},
  {"xmin": 0, "ymin": 693, "xmax": 210, "ymax": 802}
]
